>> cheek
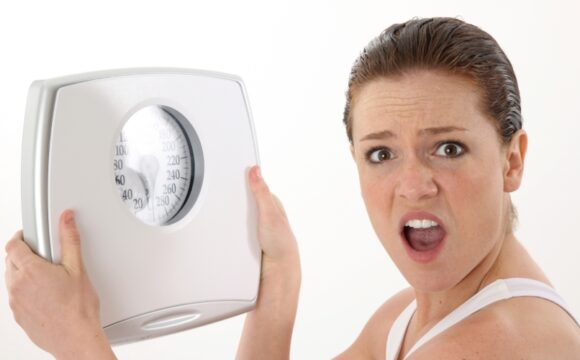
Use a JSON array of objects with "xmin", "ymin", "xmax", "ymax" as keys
[
  {"xmin": 358, "ymin": 170, "xmax": 398, "ymax": 240},
  {"xmin": 358, "ymin": 166, "xmax": 393, "ymax": 210},
  {"xmin": 441, "ymin": 162, "xmax": 506, "ymax": 246},
  {"xmin": 360, "ymin": 176, "xmax": 385, "ymax": 218}
]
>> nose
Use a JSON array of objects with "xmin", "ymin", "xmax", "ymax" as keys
[{"xmin": 394, "ymin": 156, "xmax": 438, "ymax": 203}]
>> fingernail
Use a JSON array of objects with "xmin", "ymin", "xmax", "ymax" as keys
[
  {"xmin": 255, "ymin": 166, "xmax": 262, "ymax": 180},
  {"xmin": 64, "ymin": 211, "xmax": 75, "ymax": 225}
]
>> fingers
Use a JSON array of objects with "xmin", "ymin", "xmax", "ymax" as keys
[
  {"xmin": 58, "ymin": 210, "xmax": 84, "ymax": 274},
  {"xmin": 5, "ymin": 231, "xmax": 37, "ymax": 270},
  {"xmin": 5, "ymin": 255, "xmax": 16, "ymax": 290},
  {"xmin": 248, "ymin": 166, "xmax": 287, "ymax": 221},
  {"xmin": 271, "ymin": 194, "xmax": 288, "ymax": 219},
  {"xmin": 5, "ymin": 256, "xmax": 17, "ymax": 271}
]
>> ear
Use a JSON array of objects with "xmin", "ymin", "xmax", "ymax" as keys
[
  {"xmin": 503, "ymin": 130, "xmax": 528, "ymax": 192},
  {"xmin": 350, "ymin": 144, "xmax": 355, "ymax": 161}
]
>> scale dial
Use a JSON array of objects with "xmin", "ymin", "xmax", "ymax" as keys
[{"xmin": 113, "ymin": 105, "xmax": 194, "ymax": 226}]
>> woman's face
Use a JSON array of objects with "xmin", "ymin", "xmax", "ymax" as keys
[{"xmin": 350, "ymin": 70, "xmax": 523, "ymax": 292}]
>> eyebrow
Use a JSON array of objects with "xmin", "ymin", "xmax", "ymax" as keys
[{"xmin": 359, "ymin": 126, "xmax": 468, "ymax": 142}]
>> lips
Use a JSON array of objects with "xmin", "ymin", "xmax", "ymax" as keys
[{"xmin": 399, "ymin": 211, "xmax": 447, "ymax": 263}]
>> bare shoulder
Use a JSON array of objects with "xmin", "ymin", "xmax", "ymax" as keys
[
  {"xmin": 334, "ymin": 287, "xmax": 415, "ymax": 360},
  {"xmin": 410, "ymin": 296, "xmax": 580, "ymax": 360}
]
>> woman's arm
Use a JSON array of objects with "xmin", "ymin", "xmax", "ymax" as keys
[
  {"xmin": 236, "ymin": 166, "xmax": 301, "ymax": 360},
  {"xmin": 5, "ymin": 210, "xmax": 116, "ymax": 360}
]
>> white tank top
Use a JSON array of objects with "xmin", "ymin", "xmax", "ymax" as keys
[{"xmin": 386, "ymin": 278, "xmax": 579, "ymax": 360}]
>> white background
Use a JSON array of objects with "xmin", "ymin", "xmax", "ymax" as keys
[{"xmin": 1, "ymin": 0, "xmax": 579, "ymax": 358}]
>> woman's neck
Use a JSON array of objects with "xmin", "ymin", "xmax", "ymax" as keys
[{"xmin": 411, "ymin": 232, "xmax": 514, "ymax": 333}]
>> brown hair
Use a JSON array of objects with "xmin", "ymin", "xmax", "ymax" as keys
[{"xmin": 343, "ymin": 17, "xmax": 522, "ymax": 145}]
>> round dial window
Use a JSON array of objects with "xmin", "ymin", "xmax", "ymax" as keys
[{"xmin": 113, "ymin": 105, "xmax": 202, "ymax": 226}]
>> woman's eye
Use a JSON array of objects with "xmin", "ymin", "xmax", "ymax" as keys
[
  {"xmin": 435, "ymin": 142, "xmax": 465, "ymax": 157},
  {"xmin": 367, "ymin": 148, "xmax": 394, "ymax": 163}
]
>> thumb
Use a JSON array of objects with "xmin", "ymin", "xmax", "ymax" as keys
[
  {"xmin": 248, "ymin": 166, "xmax": 286, "ymax": 223},
  {"xmin": 59, "ymin": 209, "xmax": 84, "ymax": 273}
]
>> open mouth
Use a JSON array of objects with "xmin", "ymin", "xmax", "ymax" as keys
[{"xmin": 402, "ymin": 219, "xmax": 446, "ymax": 252}]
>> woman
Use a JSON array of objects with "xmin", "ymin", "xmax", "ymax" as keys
[
  {"xmin": 239, "ymin": 17, "xmax": 580, "ymax": 359},
  {"xmin": 6, "ymin": 17, "xmax": 580, "ymax": 359}
]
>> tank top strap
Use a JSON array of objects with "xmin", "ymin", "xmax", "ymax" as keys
[
  {"xmin": 402, "ymin": 279, "xmax": 514, "ymax": 358},
  {"xmin": 386, "ymin": 299, "xmax": 417, "ymax": 360},
  {"xmin": 501, "ymin": 278, "xmax": 578, "ymax": 327},
  {"xmin": 387, "ymin": 278, "xmax": 579, "ymax": 360}
]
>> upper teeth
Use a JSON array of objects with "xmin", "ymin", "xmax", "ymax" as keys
[{"xmin": 405, "ymin": 219, "xmax": 439, "ymax": 229}]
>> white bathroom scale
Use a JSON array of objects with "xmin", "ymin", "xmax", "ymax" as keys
[{"xmin": 20, "ymin": 68, "xmax": 262, "ymax": 344}]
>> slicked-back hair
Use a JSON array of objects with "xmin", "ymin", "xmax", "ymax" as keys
[{"xmin": 343, "ymin": 17, "xmax": 522, "ymax": 145}]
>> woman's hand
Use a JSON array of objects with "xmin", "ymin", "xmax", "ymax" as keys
[
  {"xmin": 249, "ymin": 165, "xmax": 300, "ymax": 276},
  {"xmin": 5, "ymin": 210, "xmax": 116, "ymax": 360},
  {"xmin": 236, "ymin": 166, "xmax": 301, "ymax": 360}
]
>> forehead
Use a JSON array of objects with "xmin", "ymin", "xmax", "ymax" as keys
[{"xmin": 351, "ymin": 70, "xmax": 493, "ymax": 140}]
